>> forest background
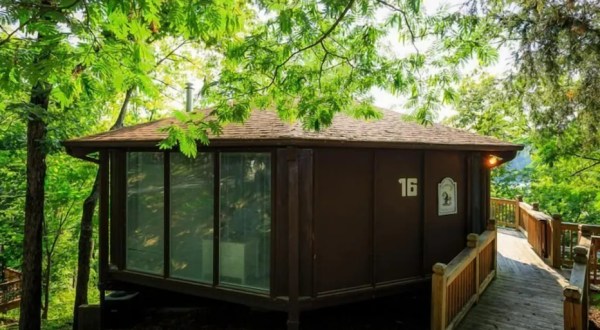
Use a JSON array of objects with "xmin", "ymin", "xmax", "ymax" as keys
[{"xmin": 0, "ymin": 0, "xmax": 598, "ymax": 329}]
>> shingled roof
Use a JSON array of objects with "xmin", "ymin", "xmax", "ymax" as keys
[{"xmin": 64, "ymin": 108, "xmax": 522, "ymax": 151}]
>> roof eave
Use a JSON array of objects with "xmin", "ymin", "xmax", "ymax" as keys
[{"xmin": 63, "ymin": 138, "xmax": 523, "ymax": 153}]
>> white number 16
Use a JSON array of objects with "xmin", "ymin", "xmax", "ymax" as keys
[{"xmin": 398, "ymin": 178, "xmax": 418, "ymax": 197}]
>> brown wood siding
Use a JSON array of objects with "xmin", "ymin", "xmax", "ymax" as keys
[
  {"xmin": 109, "ymin": 151, "xmax": 126, "ymax": 270},
  {"xmin": 313, "ymin": 149, "xmax": 373, "ymax": 293},
  {"xmin": 468, "ymin": 153, "xmax": 484, "ymax": 234},
  {"xmin": 373, "ymin": 150, "xmax": 423, "ymax": 283},
  {"xmin": 273, "ymin": 149, "xmax": 289, "ymax": 296},
  {"xmin": 423, "ymin": 151, "xmax": 468, "ymax": 272},
  {"xmin": 298, "ymin": 149, "xmax": 314, "ymax": 297}
]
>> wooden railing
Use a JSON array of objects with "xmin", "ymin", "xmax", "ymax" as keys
[
  {"xmin": 431, "ymin": 220, "xmax": 497, "ymax": 330},
  {"xmin": 489, "ymin": 197, "xmax": 600, "ymax": 329},
  {"xmin": 563, "ymin": 234, "xmax": 592, "ymax": 330},
  {"xmin": 519, "ymin": 202, "xmax": 553, "ymax": 262},
  {"xmin": 490, "ymin": 197, "xmax": 600, "ymax": 269},
  {"xmin": 562, "ymin": 223, "xmax": 600, "ymax": 269},
  {"xmin": 490, "ymin": 197, "xmax": 519, "ymax": 228},
  {"xmin": 0, "ymin": 268, "xmax": 22, "ymax": 313},
  {"xmin": 590, "ymin": 236, "xmax": 600, "ymax": 286}
]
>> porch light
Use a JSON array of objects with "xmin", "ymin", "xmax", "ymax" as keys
[{"xmin": 486, "ymin": 155, "xmax": 502, "ymax": 168}]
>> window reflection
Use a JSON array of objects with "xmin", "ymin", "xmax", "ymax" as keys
[
  {"xmin": 170, "ymin": 152, "xmax": 214, "ymax": 282},
  {"xmin": 219, "ymin": 153, "xmax": 271, "ymax": 291},
  {"xmin": 126, "ymin": 152, "xmax": 164, "ymax": 275}
]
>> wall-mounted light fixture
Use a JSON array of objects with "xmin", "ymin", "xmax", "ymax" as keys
[{"xmin": 484, "ymin": 155, "xmax": 504, "ymax": 169}]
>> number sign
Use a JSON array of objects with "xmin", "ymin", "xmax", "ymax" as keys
[{"xmin": 398, "ymin": 178, "xmax": 418, "ymax": 197}]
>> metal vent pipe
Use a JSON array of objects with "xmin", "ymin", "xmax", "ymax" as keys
[{"xmin": 185, "ymin": 82, "xmax": 193, "ymax": 112}]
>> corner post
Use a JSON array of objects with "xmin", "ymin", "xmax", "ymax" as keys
[
  {"xmin": 431, "ymin": 263, "xmax": 448, "ymax": 330},
  {"xmin": 287, "ymin": 147, "xmax": 300, "ymax": 330},
  {"xmin": 551, "ymin": 214, "xmax": 562, "ymax": 268}
]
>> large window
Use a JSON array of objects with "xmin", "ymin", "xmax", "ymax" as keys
[
  {"xmin": 219, "ymin": 153, "xmax": 271, "ymax": 291},
  {"xmin": 126, "ymin": 152, "xmax": 164, "ymax": 275},
  {"xmin": 123, "ymin": 151, "xmax": 271, "ymax": 292},
  {"xmin": 170, "ymin": 152, "xmax": 214, "ymax": 282}
]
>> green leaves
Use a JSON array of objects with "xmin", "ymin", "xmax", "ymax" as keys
[{"xmin": 159, "ymin": 110, "xmax": 223, "ymax": 158}]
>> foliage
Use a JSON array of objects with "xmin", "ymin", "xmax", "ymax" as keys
[
  {"xmin": 0, "ymin": 0, "xmax": 251, "ymax": 326},
  {"xmin": 465, "ymin": 0, "xmax": 600, "ymax": 160},
  {"xmin": 0, "ymin": 0, "xmax": 597, "ymax": 327},
  {"xmin": 160, "ymin": 0, "xmax": 502, "ymax": 155},
  {"xmin": 449, "ymin": 72, "xmax": 600, "ymax": 225}
]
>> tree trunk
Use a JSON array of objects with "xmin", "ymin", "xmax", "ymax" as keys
[
  {"xmin": 72, "ymin": 88, "xmax": 133, "ymax": 330},
  {"xmin": 71, "ymin": 173, "xmax": 99, "ymax": 329},
  {"xmin": 41, "ymin": 254, "xmax": 51, "ymax": 320},
  {"xmin": 20, "ymin": 80, "xmax": 52, "ymax": 330}
]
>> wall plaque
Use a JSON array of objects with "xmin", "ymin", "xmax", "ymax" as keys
[{"xmin": 438, "ymin": 177, "xmax": 457, "ymax": 216}]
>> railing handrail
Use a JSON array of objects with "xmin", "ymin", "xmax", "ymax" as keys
[
  {"xmin": 3, "ymin": 268, "xmax": 22, "ymax": 280},
  {"xmin": 561, "ymin": 222, "xmax": 580, "ymax": 231},
  {"xmin": 518, "ymin": 201, "xmax": 552, "ymax": 222},
  {"xmin": 490, "ymin": 197, "xmax": 517, "ymax": 203},
  {"xmin": 0, "ymin": 278, "xmax": 21, "ymax": 288}
]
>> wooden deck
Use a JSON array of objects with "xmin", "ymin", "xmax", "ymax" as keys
[{"xmin": 457, "ymin": 228, "xmax": 569, "ymax": 330}]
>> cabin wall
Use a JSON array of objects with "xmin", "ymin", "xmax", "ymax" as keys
[
  {"xmin": 100, "ymin": 146, "xmax": 490, "ymax": 309},
  {"xmin": 313, "ymin": 149, "xmax": 373, "ymax": 293},
  {"xmin": 301, "ymin": 148, "xmax": 485, "ymax": 299},
  {"xmin": 422, "ymin": 151, "xmax": 468, "ymax": 271}
]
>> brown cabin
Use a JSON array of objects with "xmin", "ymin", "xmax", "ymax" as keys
[{"xmin": 64, "ymin": 108, "xmax": 522, "ymax": 329}]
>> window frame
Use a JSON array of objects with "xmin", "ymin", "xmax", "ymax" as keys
[{"xmin": 117, "ymin": 148, "xmax": 275, "ymax": 294}]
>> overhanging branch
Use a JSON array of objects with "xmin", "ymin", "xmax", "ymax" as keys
[{"xmin": 262, "ymin": 0, "xmax": 356, "ymax": 90}]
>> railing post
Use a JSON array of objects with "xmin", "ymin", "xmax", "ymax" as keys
[
  {"xmin": 487, "ymin": 219, "xmax": 496, "ymax": 232},
  {"xmin": 488, "ymin": 219, "xmax": 498, "ymax": 276},
  {"xmin": 551, "ymin": 214, "xmax": 562, "ymax": 268},
  {"xmin": 431, "ymin": 263, "xmax": 448, "ymax": 330},
  {"xmin": 579, "ymin": 224, "xmax": 592, "ymax": 241},
  {"xmin": 564, "ymin": 245, "xmax": 589, "ymax": 330},
  {"xmin": 514, "ymin": 197, "xmax": 521, "ymax": 229},
  {"xmin": 467, "ymin": 233, "xmax": 480, "ymax": 302},
  {"xmin": 516, "ymin": 196, "xmax": 524, "ymax": 231},
  {"xmin": 564, "ymin": 285, "xmax": 584, "ymax": 330}
]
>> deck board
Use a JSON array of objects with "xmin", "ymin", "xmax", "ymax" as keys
[{"xmin": 457, "ymin": 228, "xmax": 569, "ymax": 330}]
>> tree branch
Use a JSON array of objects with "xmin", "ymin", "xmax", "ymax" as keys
[
  {"xmin": 375, "ymin": 0, "xmax": 420, "ymax": 55},
  {"xmin": 262, "ymin": 0, "xmax": 356, "ymax": 90},
  {"xmin": 110, "ymin": 87, "xmax": 134, "ymax": 130},
  {"xmin": 0, "ymin": 17, "xmax": 34, "ymax": 48},
  {"xmin": 571, "ymin": 161, "xmax": 600, "ymax": 176},
  {"xmin": 155, "ymin": 41, "xmax": 188, "ymax": 68}
]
